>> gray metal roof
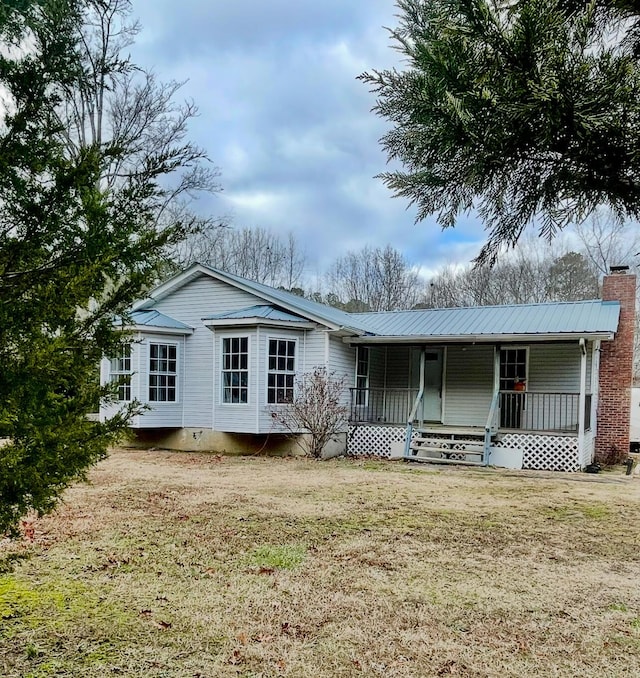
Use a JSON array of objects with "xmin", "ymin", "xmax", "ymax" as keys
[
  {"xmin": 200, "ymin": 264, "xmax": 368, "ymax": 332},
  {"xmin": 130, "ymin": 309, "xmax": 192, "ymax": 330},
  {"xmin": 351, "ymin": 300, "xmax": 620, "ymax": 338},
  {"xmin": 203, "ymin": 304, "xmax": 310, "ymax": 323}
]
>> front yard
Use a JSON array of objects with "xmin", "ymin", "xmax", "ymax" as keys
[{"xmin": 1, "ymin": 449, "xmax": 640, "ymax": 677}]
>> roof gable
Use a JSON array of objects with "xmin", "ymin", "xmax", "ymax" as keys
[{"xmin": 135, "ymin": 263, "xmax": 369, "ymax": 333}]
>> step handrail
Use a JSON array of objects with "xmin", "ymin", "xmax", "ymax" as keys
[
  {"xmin": 483, "ymin": 389, "xmax": 500, "ymax": 465},
  {"xmin": 404, "ymin": 350, "xmax": 426, "ymax": 457}
]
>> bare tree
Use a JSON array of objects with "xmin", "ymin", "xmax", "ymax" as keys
[
  {"xmin": 326, "ymin": 245, "xmax": 423, "ymax": 311},
  {"xmin": 58, "ymin": 0, "xmax": 220, "ymax": 226},
  {"xmin": 575, "ymin": 211, "xmax": 640, "ymax": 277},
  {"xmin": 424, "ymin": 239, "xmax": 599, "ymax": 308},
  {"xmin": 178, "ymin": 225, "xmax": 308, "ymax": 290},
  {"xmin": 269, "ymin": 368, "xmax": 349, "ymax": 459}
]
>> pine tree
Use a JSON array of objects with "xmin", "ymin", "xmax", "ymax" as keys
[
  {"xmin": 0, "ymin": 1, "xmax": 187, "ymax": 534},
  {"xmin": 360, "ymin": 0, "xmax": 640, "ymax": 264}
]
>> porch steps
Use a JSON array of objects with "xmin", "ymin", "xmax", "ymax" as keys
[{"xmin": 407, "ymin": 428, "xmax": 496, "ymax": 466}]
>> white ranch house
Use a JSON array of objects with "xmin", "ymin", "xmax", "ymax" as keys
[{"xmin": 100, "ymin": 263, "xmax": 636, "ymax": 472}]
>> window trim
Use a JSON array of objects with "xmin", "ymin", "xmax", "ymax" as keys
[
  {"xmin": 148, "ymin": 340, "xmax": 179, "ymax": 404},
  {"xmin": 355, "ymin": 346, "xmax": 370, "ymax": 407},
  {"xmin": 220, "ymin": 334, "xmax": 251, "ymax": 406},
  {"xmin": 499, "ymin": 345, "xmax": 529, "ymax": 392},
  {"xmin": 109, "ymin": 345, "xmax": 132, "ymax": 402},
  {"xmin": 266, "ymin": 335, "xmax": 298, "ymax": 405}
]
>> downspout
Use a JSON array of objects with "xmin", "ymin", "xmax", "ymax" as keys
[
  {"xmin": 578, "ymin": 338, "xmax": 587, "ymax": 468},
  {"xmin": 404, "ymin": 349, "xmax": 426, "ymax": 458}
]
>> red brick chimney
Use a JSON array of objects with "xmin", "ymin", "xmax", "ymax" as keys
[{"xmin": 595, "ymin": 266, "xmax": 637, "ymax": 464}]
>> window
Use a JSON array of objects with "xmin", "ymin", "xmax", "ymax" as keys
[
  {"xmin": 500, "ymin": 348, "xmax": 527, "ymax": 429},
  {"xmin": 355, "ymin": 346, "xmax": 369, "ymax": 406},
  {"xmin": 110, "ymin": 345, "xmax": 132, "ymax": 402},
  {"xmin": 149, "ymin": 343, "xmax": 177, "ymax": 402},
  {"xmin": 222, "ymin": 337, "xmax": 249, "ymax": 403},
  {"xmin": 499, "ymin": 348, "xmax": 527, "ymax": 391},
  {"xmin": 267, "ymin": 339, "xmax": 296, "ymax": 404}
]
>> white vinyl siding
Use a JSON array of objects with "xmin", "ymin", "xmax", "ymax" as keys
[
  {"xmin": 368, "ymin": 346, "xmax": 386, "ymax": 390},
  {"xmin": 216, "ymin": 330, "xmax": 256, "ymax": 433},
  {"xmin": 328, "ymin": 337, "xmax": 357, "ymax": 412},
  {"xmin": 443, "ymin": 344, "xmax": 495, "ymax": 427},
  {"xmin": 385, "ymin": 346, "xmax": 412, "ymax": 389},
  {"xmin": 152, "ymin": 274, "xmax": 261, "ymax": 428},
  {"xmin": 528, "ymin": 343, "xmax": 585, "ymax": 392},
  {"xmin": 135, "ymin": 333, "xmax": 185, "ymax": 428}
]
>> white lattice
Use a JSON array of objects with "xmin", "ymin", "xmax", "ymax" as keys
[
  {"xmin": 495, "ymin": 433, "xmax": 580, "ymax": 472},
  {"xmin": 349, "ymin": 426, "xmax": 582, "ymax": 472},
  {"xmin": 347, "ymin": 425, "xmax": 413, "ymax": 458}
]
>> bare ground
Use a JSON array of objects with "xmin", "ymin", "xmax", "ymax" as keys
[{"xmin": 1, "ymin": 448, "xmax": 640, "ymax": 677}]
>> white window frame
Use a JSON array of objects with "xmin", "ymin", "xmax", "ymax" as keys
[
  {"xmin": 221, "ymin": 335, "xmax": 250, "ymax": 405},
  {"xmin": 109, "ymin": 345, "xmax": 132, "ymax": 402},
  {"xmin": 266, "ymin": 336, "xmax": 297, "ymax": 405},
  {"xmin": 499, "ymin": 346, "xmax": 529, "ymax": 392},
  {"xmin": 148, "ymin": 341, "xmax": 179, "ymax": 403},
  {"xmin": 355, "ymin": 346, "xmax": 370, "ymax": 407}
]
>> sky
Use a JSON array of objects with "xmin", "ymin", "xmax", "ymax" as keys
[{"xmin": 129, "ymin": 0, "xmax": 487, "ymax": 277}]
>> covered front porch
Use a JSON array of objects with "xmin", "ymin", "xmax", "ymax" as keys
[{"xmin": 346, "ymin": 340, "xmax": 599, "ymax": 472}]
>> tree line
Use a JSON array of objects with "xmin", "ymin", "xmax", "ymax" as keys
[{"xmin": 172, "ymin": 215, "xmax": 638, "ymax": 313}]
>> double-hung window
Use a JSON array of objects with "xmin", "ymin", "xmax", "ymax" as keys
[
  {"xmin": 355, "ymin": 346, "xmax": 369, "ymax": 406},
  {"xmin": 222, "ymin": 337, "xmax": 249, "ymax": 403},
  {"xmin": 267, "ymin": 339, "xmax": 296, "ymax": 404},
  {"xmin": 110, "ymin": 345, "xmax": 132, "ymax": 402},
  {"xmin": 149, "ymin": 343, "xmax": 177, "ymax": 402}
]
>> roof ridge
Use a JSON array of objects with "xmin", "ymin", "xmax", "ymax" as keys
[{"xmin": 349, "ymin": 298, "xmax": 605, "ymax": 316}]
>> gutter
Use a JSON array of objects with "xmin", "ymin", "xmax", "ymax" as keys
[{"xmin": 344, "ymin": 332, "xmax": 615, "ymax": 344}]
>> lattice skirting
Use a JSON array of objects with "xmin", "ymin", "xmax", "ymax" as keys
[
  {"xmin": 348, "ymin": 426, "xmax": 582, "ymax": 471},
  {"xmin": 347, "ymin": 425, "xmax": 413, "ymax": 458},
  {"xmin": 495, "ymin": 433, "xmax": 580, "ymax": 472}
]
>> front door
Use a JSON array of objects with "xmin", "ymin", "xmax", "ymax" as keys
[{"xmin": 410, "ymin": 348, "xmax": 443, "ymax": 422}]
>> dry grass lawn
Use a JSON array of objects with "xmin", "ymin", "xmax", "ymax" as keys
[{"xmin": 1, "ymin": 448, "xmax": 640, "ymax": 677}]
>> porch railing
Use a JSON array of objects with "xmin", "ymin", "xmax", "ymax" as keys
[
  {"xmin": 349, "ymin": 388, "xmax": 592, "ymax": 434},
  {"xmin": 349, "ymin": 388, "xmax": 418, "ymax": 425},
  {"xmin": 499, "ymin": 391, "xmax": 590, "ymax": 432}
]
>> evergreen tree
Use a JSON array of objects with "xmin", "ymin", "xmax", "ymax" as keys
[
  {"xmin": 0, "ymin": 1, "xmax": 187, "ymax": 534},
  {"xmin": 360, "ymin": 0, "xmax": 640, "ymax": 264}
]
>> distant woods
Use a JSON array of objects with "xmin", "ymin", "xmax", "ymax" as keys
[{"xmin": 169, "ymin": 212, "xmax": 639, "ymax": 312}]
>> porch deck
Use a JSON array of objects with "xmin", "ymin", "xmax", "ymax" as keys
[{"xmin": 347, "ymin": 387, "xmax": 591, "ymax": 472}]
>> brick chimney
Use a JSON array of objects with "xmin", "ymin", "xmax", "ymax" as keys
[{"xmin": 595, "ymin": 266, "xmax": 637, "ymax": 463}]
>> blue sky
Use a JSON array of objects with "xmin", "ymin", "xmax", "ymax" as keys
[{"xmin": 130, "ymin": 0, "xmax": 487, "ymax": 274}]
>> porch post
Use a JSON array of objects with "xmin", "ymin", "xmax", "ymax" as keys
[
  {"xmin": 404, "ymin": 348, "xmax": 426, "ymax": 457},
  {"xmin": 578, "ymin": 338, "xmax": 587, "ymax": 466}
]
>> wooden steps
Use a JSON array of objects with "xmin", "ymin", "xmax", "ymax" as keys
[{"xmin": 407, "ymin": 427, "xmax": 496, "ymax": 466}]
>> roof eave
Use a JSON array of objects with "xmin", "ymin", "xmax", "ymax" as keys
[
  {"xmin": 345, "ymin": 331, "xmax": 615, "ymax": 344},
  {"xmin": 203, "ymin": 317, "xmax": 316, "ymax": 330},
  {"xmin": 123, "ymin": 324, "xmax": 193, "ymax": 335}
]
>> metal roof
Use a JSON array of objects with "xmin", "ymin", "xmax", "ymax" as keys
[
  {"xmin": 203, "ymin": 304, "xmax": 310, "ymax": 323},
  {"xmin": 129, "ymin": 309, "xmax": 192, "ymax": 330},
  {"xmin": 351, "ymin": 300, "xmax": 620, "ymax": 338},
  {"xmin": 199, "ymin": 264, "xmax": 368, "ymax": 332}
]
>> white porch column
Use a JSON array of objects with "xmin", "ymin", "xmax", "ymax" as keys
[{"xmin": 577, "ymin": 338, "xmax": 588, "ymax": 465}]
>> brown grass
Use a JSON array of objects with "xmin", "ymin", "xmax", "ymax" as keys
[{"xmin": 1, "ymin": 449, "xmax": 640, "ymax": 677}]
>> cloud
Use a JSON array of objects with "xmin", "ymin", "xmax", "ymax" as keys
[{"xmin": 129, "ymin": 0, "xmax": 487, "ymax": 276}]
